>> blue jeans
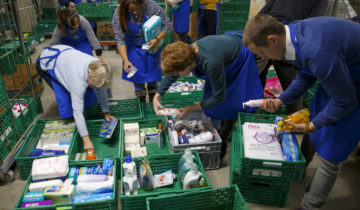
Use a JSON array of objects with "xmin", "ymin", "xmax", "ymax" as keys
[{"xmin": 134, "ymin": 82, "xmax": 157, "ymax": 91}]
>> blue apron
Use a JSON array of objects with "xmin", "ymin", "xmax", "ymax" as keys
[
  {"xmin": 37, "ymin": 47, "xmax": 98, "ymax": 119},
  {"xmin": 289, "ymin": 25, "xmax": 360, "ymax": 162},
  {"xmin": 122, "ymin": 13, "xmax": 162, "ymax": 83},
  {"xmin": 172, "ymin": 0, "xmax": 190, "ymax": 33},
  {"xmin": 60, "ymin": 25, "xmax": 93, "ymax": 56},
  {"xmin": 192, "ymin": 32, "xmax": 263, "ymax": 120}
]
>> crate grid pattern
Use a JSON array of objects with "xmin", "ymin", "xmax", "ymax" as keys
[
  {"xmin": 11, "ymin": 96, "xmax": 38, "ymax": 137},
  {"xmin": 14, "ymin": 159, "xmax": 118, "ymax": 210},
  {"xmin": 0, "ymin": 108, "xmax": 17, "ymax": 162},
  {"xmin": 0, "ymin": 42, "xmax": 31, "ymax": 75},
  {"xmin": 120, "ymin": 152, "xmax": 212, "ymax": 210},
  {"xmin": 219, "ymin": 0, "xmax": 250, "ymax": 34},
  {"xmin": 146, "ymin": 185, "xmax": 249, "ymax": 210}
]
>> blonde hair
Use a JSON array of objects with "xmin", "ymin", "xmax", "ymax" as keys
[
  {"xmin": 243, "ymin": 14, "xmax": 285, "ymax": 48},
  {"xmin": 161, "ymin": 41, "xmax": 195, "ymax": 74},
  {"xmin": 88, "ymin": 61, "xmax": 111, "ymax": 88}
]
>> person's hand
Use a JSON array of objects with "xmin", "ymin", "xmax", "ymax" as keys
[
  {"xmin": 98, "ymin": 55, "xmax": 105, "ymax": 62},
  {"xmin": 123, "ymin": 60, "xmax": 133, "ymax": 73},
  {"xmin": 178, "ymin": 103, "xmax": 201, "ymax": 118},
  {"xmin": 147, "ymin": 38, "xmax": 159, "ymax": 50},
  {"xmin": 259, "ymin": 98, "xmax": 283, "ymax": 112},
  {"xmin": 165, "ymin": 0, "xmax": 171, "ymax": 6},
  {"xmin": 287, "ymin": 121, "xmax": 316, "ymax": 133},
  {"xmin": 153, "ymin": 93, "xmax": 164, "ymax": 115},
  {"xmin": 82, "ymin": 136, "xmax": 94, "ymax": 151},
  {"xmin": 69, "ymin": 2, "xmax": 76, "ymax": 8},
  {"xmin": 104, "ymin": 113, "xmax": 116, "ymax": 121}
]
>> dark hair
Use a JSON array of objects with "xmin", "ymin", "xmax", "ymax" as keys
[
  {"xmin": 56, "ymin": 8, "xmax": 80, "ymax": 36},
  {"xmin": 243, "ymin": 14, "xmax": 285, "ymax": 47},
  {"xmin": 118, "ymin": 0, "xmax": 145, "ymax": 33}
]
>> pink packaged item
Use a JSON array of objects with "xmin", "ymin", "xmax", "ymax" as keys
[{"xmin": 264, "ymin": 77, "xmax": 283, "ymax": 98}]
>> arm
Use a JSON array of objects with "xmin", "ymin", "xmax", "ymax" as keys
[
  {"xmin": 157, "ymin": 75, "xmax": 179, "ymax": 96},
  {"xmin": 309, "ymin": 52, "xmax": 358, "ymax": 129},
  {"xmin": 79, "ymin": 16, "xmax": 103, "ymax": 57},
  {"xmin": 95, "ymin": 86, "xmax": 116, "ymax": 121},
  {"xmin": 49, "ymin": 27, "xmax": 62, "ymax": 46},
  {"xmin": 307, "ymin": 0, "xmax": 328, "ymax": 18},
  {"xmin": 258, "ymin": 0, "xmax": 274, "ymax": 15},
  {"xmin": 278, "ymin": 72, "xmax": 317, "ymax": 105}
]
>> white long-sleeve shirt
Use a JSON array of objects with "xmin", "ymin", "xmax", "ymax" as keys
[{"xmin": 39, "ymin": 45, "xmax": 109, "ymax": 137}]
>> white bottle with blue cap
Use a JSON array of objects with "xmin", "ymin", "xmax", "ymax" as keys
[{"xmin": 123, "ymin": 155, "xmax": 137, "ymax": 177}]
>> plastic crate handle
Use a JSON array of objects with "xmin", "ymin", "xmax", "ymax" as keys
[
  {"xmin": 262, "ymin": 161, "xmax": 282, "ymax": 167},
  {"xmin": 180, "ymin": 92, "xmax": 191, "ymax": 96}
]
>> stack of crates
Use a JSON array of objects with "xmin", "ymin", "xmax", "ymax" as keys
[
  {"xmin": 35, "ymin": 19, "xmax": 57, "ymax": 35},
  {"xmin": 230, "ymin": 112, "xmax": 306, "ymax": 206},
  {"xmin": 0, "ymin": 42, "xmax": 31, "ymax": 75},
  {"xmin": 219, "ymin": 0, "xmax": 250, "ymax": 34},
  {"xmin": 76, "ymin": 2, "xmax": 113, "ymax": 22}
]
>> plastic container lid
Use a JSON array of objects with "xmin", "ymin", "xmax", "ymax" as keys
[{"xmin": 125, "ymin": 155, "xmax": 132, "ymax": 163}]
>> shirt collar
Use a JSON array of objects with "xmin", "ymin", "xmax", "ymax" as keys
[{"xmin": 284, "ymin": 25, "xmax": 296, "ymax": 61}]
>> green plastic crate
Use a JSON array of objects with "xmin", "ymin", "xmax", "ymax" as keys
[
  {"xmin": 219, "ymin": 21, "xmax": 247, "ymax": 34},
  {"xmin": 146, "ymin": 185, "xmax": 248, "ymax": 210},
  {"xmin": 0, "ymin": 42, "xmax": 31, "ymax": 74},
  {"xmin": 220, "ymin": 2, "xmax": 250, "ymax": 13},
  {"xmin": 36, "ymin": 20, "xmax": 57, "ymax": 34},
  {"xmin": 120, "ymin": 152, "xmax": 212, "ymax": 210},
  {"xmin": 15, "ymin": 119, "xmax": 76, "ymax": 180},
  {"xmin": 14, "ymin": 159, "xmax": 118, "ymax": 210},
  {"xmin": 0, "ymin": 78, "xmax": 8, "ymax": 106},
  {"xmin": 120, "ymin": 118, "xmax": 171, "ymax": 158},
  {"xmin": 0, "ymin": 108, "xmax": 17, "ymax": 162},
  {"xmin": 84, "ymin": 98, "xmax": 142, "ymax": 120},
  {"xmin": 304, "ymin": 82, "xmax": 318, "ymax": 108},
  {"xmin": 76, "ymin": 2, "xmax": 113, "ymax": 22},
  {"xmin": 160, "ymin": 30, "xmax": 173, "ymax": 50},
  {"xmin": 42, "ymin": 8, "xmax": 57, "ymax": 19},
  {"xmin": 230, "ymin": 113, "xmax": 306, "ymax": 181},
  {"xmin": 257, "ymin": 105, "xmax": 287, "ymax": 116},
  {"xmin": 141, "ymin": 103, "xmax": 164, "ymax": 120},
  {"xmin": 11, "ymin": 96, "xmax": 38, "ymax": 137},
  {"xmin": 231, "ymin": 173, "xmax": 292, "ymax": 207}
]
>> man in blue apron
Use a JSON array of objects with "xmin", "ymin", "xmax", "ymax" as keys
[
  {"xmin": 243, "ymin": 15, "xmax": 360, "ymax": 209},
  {"xmin": 36, "ymin": 45, "xmax": 115, "ymax": 152}
]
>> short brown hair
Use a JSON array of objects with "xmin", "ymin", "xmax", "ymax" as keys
[
  {"xmin": 161, "ymin": 41, "xmax": 195, "ymax": 74},
  {"xmin": 56, "ymin": 8, "xmax": 80, "ymax": 36},
  {"xmin": 243, "ymin": 14, "xmax": 285, "ymax": 47}
]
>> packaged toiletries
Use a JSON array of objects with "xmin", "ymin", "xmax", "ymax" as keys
[
  {"xmin": 123, "ymin": 123, "xmax": 139, "ymax": 136},
  {"xmin": 44, "ymin": 185, "xmax": 75, "ymax": 204},
  {"xmin": 99, "ymin": 119, "xmax": 118, "ymax": 138},
  {"xmin": 86, "ymin": 149, "xmax": 96, "ymax": 160},
  {"xmin": 23, "ymin": 191, "xmax": 44, "ymax": 202},
  {"xmin": 127, "ymin": 66, "xmax": 138, "ymax": 78},
  {"xmin": 140, "ymin": 132, "xmax": 145, "ymax": 145},
  {"xmin": 21, "ymin": 200, "xmax": 52, "ymax": 208},
  {"xmin": 242, "ymin": 99, "xmax": 265, "ymax": 108},
  {"xmin": 280, "ymin": 133, "xmax": 300, "ymax": 161},
  {"xmin": 153, "ymin": 172, "xmax": 174, "ymax": 188},
  {"xmin": 63, "ymin": 178, "xmax": 74, "ymax": 186},
  {"xmin": 142, "ymin": 15, "xmax": 161, "ymax": 54},
  {"xmin": 77, "ymin": 174, "xmax": 108, "ymax": 183},
  {"xmin": 277, "ymin": 108, "xmax": 310, "ymax": 131},
  {"xmin": 123, "ymin": 170, "xmax": 139, "ymax": 195},
  {"xmin": 178, "ymin": 149, "xmax": 195, "ymax": 171},
  {"xmin": 71, "ymin": 193, "xmax": 113, "ymax": 203},
  {"xmin": 242, "ymin": 122, "xmax": 284, "ymax": 160},
  {"xmin": 29, "ymin": 179, "xmax": 63, "ymax": 192},
  {"xmin": 125, "ymin": 143, "xmax": 140, "ymax": 154},
  {"xmin": 28, "ymin": 149, "xmax": 65, "ymax": 157},
  {"xmin": 123, "ymin": 155, "xmax": 137, "ymax": 176},
  {"xmin": 139, "ymin": 159, "xmax": 153, "ymax": 190},
  {"xmin": 75, "ymin": 176, "xmax": 114, "ymax": 195},
  {"xmin": 157, "ymin": 108, "xmax": 181, "ymax": 116},
  {"xmin": 131, "ymin": 147, "xmax": 147, "ymax": 158},
  {"xmin": 32, "ymin": 156, "xmax": 69, "ymax": 181},
  {"xmin": 75, "ymin": 152, "xmax": 87, "ymax": 161},
  {"xmin": 188, "ymin": 132, "xmax": 214, "ymax": 144},
  {"xmin": 171, "ymin": 130, "xmax": 179, "ymax": 145},
  {"xmin": 103, "ymin": 159, "xmax": 114, "ymax": 176},
  {"xmin": 183, "ymin": 165, "xmax": 203, "ymax": 189}
]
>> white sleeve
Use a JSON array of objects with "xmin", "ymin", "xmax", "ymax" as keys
[{"xmin": 70, "ymin": 91, "xmax": 89, "ymax": 137}]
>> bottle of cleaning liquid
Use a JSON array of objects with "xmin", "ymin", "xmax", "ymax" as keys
[
  {"xmin": 242, "ymin": 99, "xmax": 265, "ymax": 109},
  {"xmin": 123, "ymin": 170, "xmax": 139, "ymax": 195},
  {"xmin": 179, "ymin": 156, "xmax": 197, "ymax": 182},
  {"xmin": 194, "ymin": 177, "xmax": 208, "ymax": 188},
  {"xmin": 171, "ymin": 130, "xmax": 179, "ymax": 146},
  {"xmin": 183, "ymin": 165, "xmax": 203, "ymax": 189},
  {"xmin": 277, "ymin": 108, "xmax": 310, "ymax": 131},
  {"xmin": 123, "ymin": 155, "xmax": 137, "ymax": 177},
  {"xmin": 86, "ymin": 149, "xmax": 96, "ymax": 160},
  {"xmin": 178, "ymin": 148, "xmax": 195, "ymax": 171},
  {"xmin": 188, "ymin": 132, "xmax": 215, "ymax": 144}
]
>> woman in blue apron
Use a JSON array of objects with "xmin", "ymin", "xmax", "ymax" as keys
[
  {"xmin": 154, "ymin": 32, "xmax": 263, "ymax": 156},
  {"xmin": 243, "ymin": 15, "xmax": 360, "ymax": 209},
  {"xmin": 49, "ymin": 7, "xmax": 103, "ymax": 59},
  {"xmin": 167, "ymin": 0, "xmax": 192, "ymax": 43},
  {"xmin": 36, "ymin": 45, "xmax": 114, "ymax": 152},
  {"xmin": 112, "ymin": 0, "xmax": 171, "ymax": 102}
]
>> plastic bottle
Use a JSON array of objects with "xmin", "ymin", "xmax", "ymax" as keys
[
  {"xmin": 277, "ymin": 108, "xmax": 310, "ymax": 131},
  {"xmin": 12, "ymin": 107, "xmax": 20, "ymax": 118},
  {"xmin": 178, "ymin": 148, "xmax": 195, "ymax": 171},
  {"xmin": 179, "ymin": 156, "xmax": 197, "ymax": 182},
  {"xmin": 171, "ymin": 130, "xmax": 179, "ymax": 146},
  {"xmin": 86, "ymin": 149, "xmax": 96, "ymax": 160},
  {"xmin": 183, "ymin": 165, "xmax": 203, "ymax": 189},
  {"xmin": 123, "ymin": 155, "xmax": 137, "ymax": 177},
  {"xmin": 194, "ymin": 177, "xmax": 208, "ymax": 188},
  {"xmin": 188, "ymin": 132, "xmax": 215, "ymax": 144},
  {"xmin": 181, "ymin": 129, "xmax": 194, "ymax": 142},
  {"xmin": 157, "ymin": 108, "xmax": 180, "ymax": 116},
  {"xmin": 242, "ymin": 99, "xmax": 265, "ymax": 109},
  {"xmin": 123, "ymin": 170, "xmax": 139, "ymax": 195},
  {"xmin": 127, "ymin": 66, "xmax": 138, "ymax": 78}
]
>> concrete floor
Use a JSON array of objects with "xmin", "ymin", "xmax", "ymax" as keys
[{"xmin": 0, "ymin": 40, "xmax": 360, "ymax": 210}]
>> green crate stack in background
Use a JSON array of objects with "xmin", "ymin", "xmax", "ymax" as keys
[
  {"xmin": 14, "ymin": 159, "xmax": 118, "ymax": 210},
  {"xmin": 0, "ymin": 75, "xmax": 8, "ymax": 106},
  {"xmin": 304, "ymin": 82, "xmax": 318, "ymax": 108},
  {"xmin": 146, "ymin": 185, "xmax": 248, "ymax": 210},
  {"xmin": 229, "ymin": 113, "xmax": 306, "ymax": 206},
  {"xmin": 15, "ymin": 119, "xmax": 77, "ymax": 180},
  {"xmin": 0, "ymin": 108, "xmax": 17, "ymax": 162},
  {"xmin": 35, "ymin": 19, "xmax": 57, "ymax": 35},
  {"xmin": 84, "ymin": 98, "xmax": 142, "ymax": 120},
  {"xmin": 76, "ymin": 2, "xmax": 113, "ymax": 22},
  {"xmin": 219, "ymin": 0, "xmax": 250, "ymax": 34},
  {"xmin": 120, "ymin": 118, "xmax": 171, "ymax": 158},
  {"xmin": 0, "ymin": 42, "xmax": 31, "ymax": 75},
  {"xmin": 120, "ymin": 152, "xmax": 212, "ymax": 210}
]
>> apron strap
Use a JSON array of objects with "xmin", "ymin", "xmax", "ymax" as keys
[{"xmin": 39, "ymin": 47, "xmax": 72, "ymax": 67}]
